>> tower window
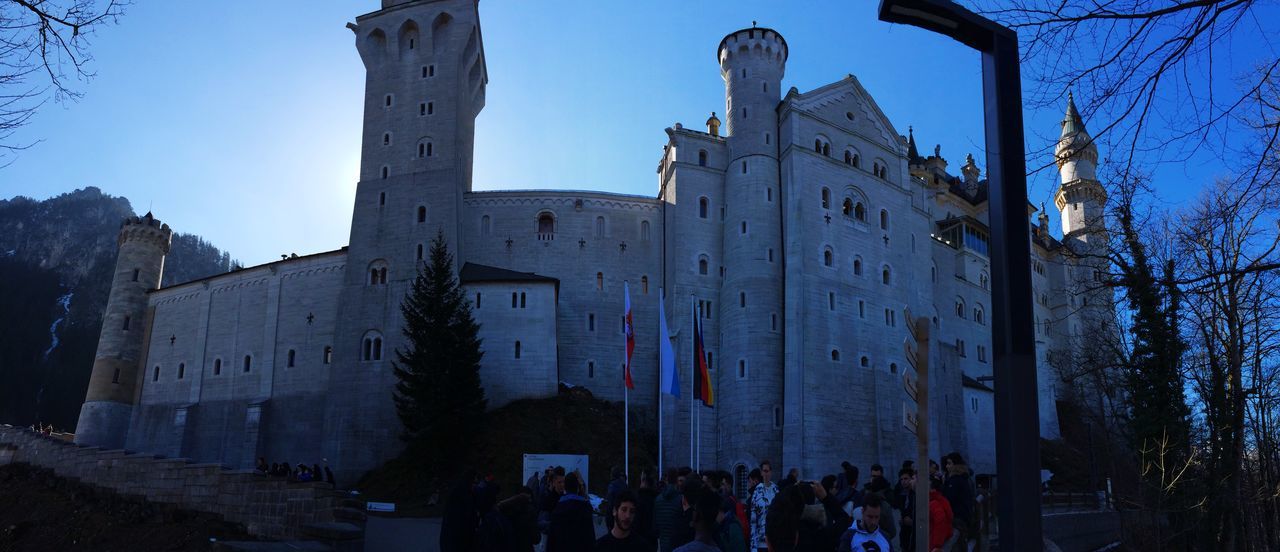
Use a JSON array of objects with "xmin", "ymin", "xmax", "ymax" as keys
[
  {"xmin": 379, "ymin": 192, "xmax": 386, "ymax": 206},
  {"xmin": 768, "ymin": 248, "xmax": 774, "ymax": 262},
  {"xmin": 741, "ymin": 161, "xmax": 747, "ymax": 174},
  {"xmin": 597, "ymin": 272, "xmax": 604, "ymax": 290},
  {"xmin": 417, "ymin": 206, "xmax": 427, "ymax": 223},
  {"xmin": 831, "ymin": 349, "xmax": 840, "ymax": 361},
  {"xmin": 698, "ymin": 150, "xmax": 707, "ymax": 166},
  {"xmin": 773, "ymin": 406, "xmax": 781, "ymax": 429},
  {"xmin": 423, "ymin": 65, "xmax": 435, "ymax": 78},
  {"xmin": 408, "ymin": 38, "xmax": 415, "ymax": 49},
  {"xmin": 595, "ymin": 216, "xmax": 606, "ymax": 238},
  {"xmin": 384, "ymin": 94, "xmax": 392, "ymax": 107},
  {"xmin": 739, "ymin": 292, "xmax": 746, "ymax": 308},
  {"xmin": 742, "ymin": 107, "xmax": 747, "ymax": 119},
  {"xmin": 474, "ymin": 292, "xmax": 482, "ymax": 309},
  {"xmin": 641, "ymin": 276, "xmax": 649, "ymax": 294},
  {"xmin": 588, "ymin": 313, "xmax": 596, "ymax": 331},
  {"xmin": 738, "ymin": 360, "xmax": 747, "ymax": 379},
  {"xmin": 538, "ymin": 212, "xmax": 555, "ymax": 235},
  {"xmin": 481, "ymin": 215, "xmax": 491, "ymax": 235},
  {"xmin": 842, "ymin": 198, "xmax": 853, "ymax": 216},
  {"xmin": 514, "ymin": 341, "xmax": 522, "ymax": 359},
  {"xmin": 416, "ymin": 243, "xmax": 424, "ymax": 260},
  {"xmin": 882, "ymin": 266, "xmax": 892, "ymax": 285},
  {"xmin": 699, "ymin": 257, "xmax": 709, "ymax": 275},
  {"xmin": 427, "ymin": 102, "xmax": 434, "ymax": 115},
  {"xmin": 132, "ymin": 269, "xmax": 139, "ymax": 282},
  {"xmin": 419, "ymin": 103, "xmax": 426, "ymax": 116},
  {"xmin": 512, "ymin": 292, "xmax": 518, "ymax": 308},
  {"xmin": 323, "ymin": 347, "xmax": 332, "ymax": 364},
  {"xmin": 890, "ymin": 362, "xmax": 898, "ymax": 374},
  {"xmin": 880, "ymin": 209, "xmax": 889, "ymax": 230},
  {"xmin": 741, "ymin": 221, "xmax": 747, "ymax": 234},
  {"xmin": 641, "ymin": 220, "xmax": 651, "ymax": 242},
  {"xmin": 854, "ymin": 258, "xmax": 863, "ymax": 276},
  {"xmin": 213, "ymin": 358, "xmax": 222, "ymax": 375},
  {"xmin": 287, "ymin": 349, "xmax": 296, "ymax": 368},
  {"xmin": 243, "ymin": 355, "xmax": 252, "ymax": 372},
  {"xmin": 699, "ymin": 197, "xmax": 709, "ymax": 219},
  {"xmin": 821, "ymin": 187, "xmax": 831, "ymax": 209},
  {"xmin": 112, "ymin": 368, "xmax": 120, "ymax": 384},
  {"xmin": 855, "ymin": 202, "xmax": 866, "ymax": 222},
  {"xmin": 381, "ymin": 166, "xmax": 389, "ymax": 179},
  {"xmin": 383, "ymin": 133, "xmax": 391, "ymax": 146},
  {"xmin": 153, "ymin": 365, "xmax": 159, "ymax": 382},
  {"xmin": 828, "ymin": 292, "xmax": 835, "ymax": 310},
  {"xmin": 588, "ymin": 361, "xmax": 595, "ymax": 378},
  {"xmin": 858, "ymin": 300, "xmax": 865, "ymax": 318},
  {"xmin": 771, "ymin": 313, "xmax": 778, "ymax": 331},
  {"xmin": 178, "ymin": 363, "xmax": 185, "ymax": 379},
  {"xmin": 521, "ymin": 292, "xmax": 527, "ymax": 308},
  {"xmin": 861, "ymin": 356, "xmax": 869, "ymax": 368},
  {"xmin": 122, "ymin": 316, "xmax": 130, "ymax": 331},
  {"xmin": 823, "ymin": 248, "xmax": 833, "ymax": 267}
]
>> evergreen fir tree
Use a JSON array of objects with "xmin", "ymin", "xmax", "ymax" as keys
[{"xmin": 392, "ymin": 231, "xmax": 486, "ymax": 465}]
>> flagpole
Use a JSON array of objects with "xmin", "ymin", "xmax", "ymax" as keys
[
  {"xmin": 689, "ymin": 294, "xmax": 695, "ymax": 469},
  {"xmin": 623, "ymin": 281, "xmax": 630, "ymax": 485},
  {"xmin": 658, "ymin": 288, "xmax": 665, "ymax": 476}
]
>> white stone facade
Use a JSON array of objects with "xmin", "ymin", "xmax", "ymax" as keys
[{"xmin": 77, "ymin": 0, "xmax": 1110, "ymax": 483}]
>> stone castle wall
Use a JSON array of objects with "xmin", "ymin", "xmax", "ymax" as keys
[{"xmin": 0, "ymin": 425, "xmax": 347, "ymax": 540}]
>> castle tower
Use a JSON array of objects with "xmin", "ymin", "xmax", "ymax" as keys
[
  {"xmin": 324, "ymin": 0, "xmax": 486, "ymax": 482},
  {"xmin": 1053, "ymin": 92, "xmax": 1106, "ymax": 247},
  {"xmin": 75, "ymin": 213, "xmax": 172, "ymax": 448},
  {"xmin": 717, "ymin": 26, "xmax": 786, "ymax": 468}
]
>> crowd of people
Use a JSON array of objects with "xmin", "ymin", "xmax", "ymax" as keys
[
  {"xmin": 27, "ymin": 423, "xmax": 57, "ymax": 436},
  {"xmin": 254, "ymin": 456, "xmax": 335, "ymax": 485},
  {"xmin": 440, "ymin": 453, "xmax": 989, "ymax": 552}
]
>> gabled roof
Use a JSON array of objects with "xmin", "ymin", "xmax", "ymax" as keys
[
  {"xmin": 459, "ymin": 262, "xmax": 559, "ymax": 286},
  {"xmin": 783, "ymin": 75, "xmax": 902, "ymax": 148}
]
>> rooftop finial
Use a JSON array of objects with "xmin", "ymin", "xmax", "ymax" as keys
[
  {"xmin": 706, "ymin": 111, "xmax": 721, "ymax": 136},
  {"xmin": 907, "ymin": 126, "xmax": 921, "ymax": 162},
  {"xmin": 752, "ymin": 20, "xmax": 757, "ymax": 27}
]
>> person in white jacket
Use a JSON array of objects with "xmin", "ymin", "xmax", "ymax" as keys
[{"xmin": 848, "ymin": 495, "xmax": 892, "ymax": 552}]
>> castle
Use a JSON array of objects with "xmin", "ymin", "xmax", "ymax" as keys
[{"xmin": 74, "ymin": 0, "xmax": 1111, "ymax": 487}]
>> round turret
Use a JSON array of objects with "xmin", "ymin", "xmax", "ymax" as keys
[
  {"xmin": 1054, "ymin": 92, "xmax": 1099, "ymax": 183},
  {"xmin": 75, "ymin": 212, "xmax": 173, "ymax": 449},
  {"xmin": 718, "ymin": 25, "xmax": 786, "ymax": 151}
]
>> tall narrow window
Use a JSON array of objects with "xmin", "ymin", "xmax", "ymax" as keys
[
  {"xmin": 243, "ymin": 355, "xmax": 252, "ymax": 373},
  {"xmin": 739, "ymin": 360, "xmax": 746, "ymax": 379},
  {"xmin": 823, "ymin": 248, "xmax": 833, "ymax": 267},
  {"xmin": 641, "ymin": 276, "xmax": 649, "ymax": 294},
  {"xmin": 699, "ymin": 197, "xmax": 709, "ymax": 219},
  {"xmin": 122, "ymin": 316, "xmax": 130, "ymax": 331},
  {"xmin": 512, "ymin": 292, "xmax": 518, "ymax": 308},
  {"xmin": 588, "ymin": 314, "xmax": 596, "ymax": 332},
  {"xmin": 178, "ymin": 363, "xmax": 185, "ymax": 379},
  {"xmin": 595, "ymin": 216, "xmax": 605, "ymax": 238},
  {"xmin": 131, "ymin": 269, "xmax": 139, "ymax": 282},
  {"xmin": 880, "ymin": 210, "xmax": 889, "ymax": 230},
  {"xmin": 381, "ymin": 166, "xmax": 389, "ymax": 179},
  {"xmin": 416, "ymin": 243, "xmax": 424, "ymax": 260},
  {"xmin": 596, "ymin": 272, "xmax": 604, "ymax": 290},
  {"xmin": 520, "ymin": 292, "xmax": 527, "ymax": 308},
  {"xmin": 882, "ymin": 266, "xmax": 891, "ymax": 285},
  {"xmin": 858, "ymin": 300, "xmax": 865, "ymax": 318},
  {"xmin": 699, "ymin": 258, "xmax": 709, "ymax": 275},
  {"xmin": 828, "ymin": 292, "xmax": 835, "ymax": 310},
  {"xmin": 426, "ymin": 143, "xmax": 433, "ymax": 157},
  {"xmin": 379, "ymin": 192, "xmax": 386, "ymax": 206},
  {"xmin": 698, "ymin": 150, "xmax": 707, "ymax": 167},
  {"xmin": 383, "ymin": 133, "xmax": 391, "ymax": 146},
  {"xmin": 417, "ymin": 206, "xmax": 427, "ymax": 223},
  {"xmin": 481, "ymin": 215, "xmax": 491, "ymax": 235},
  {"xmin": 373, "ymin": 338, "xmax": 382, "ymax": 361},
  {"xmin": 854, "ymin": 259, "xmax": 863, "ymax": 276},
  {"xmin": 739, "ymin": 292, "xmax": 746, "ymax": 308},
  {"xmin": 153, "ymin": 365, "xmax": 159, "ymax": 382},
  {"xmin": 514, "ymin": 341, "xmax": 522, "ymax": 359},
  {"xmin": 538, "ymin": 213, "xmax": 555, "ymax": 235},
  {"xmin": 384, "ymin": 94, "xmax": 392, "ymax": 107},
  {"xmin": 771, "ymin": 313, "xmax": 778, "ymax": 331},
  {"xmin": 427, "ymin": 102, "xmax": 434, "ymax": 115},
  {"xmin": 588, "ymin": 361, "xmax": 595, "ymax": 378},
  {"xmin": 741, "ymin": 161, "xmax": 747, "ymax": 174},
  {"xmin": 855, "ymin": 203, "xmax": 866, "ymax": 222},
  {"xmin": 843, "ymin": 198, "xmax": 853, "ymax": 216},
  {"xmin": 112, "ymin": 368, "xmax": 120, "ymax": 384},
  {"xmin": 831, "ymin": 350, "xmax": 840, "ymax": 361},
  {"xmin": 418, "ymin": 143, "xmax": 426, "ymax": 158},
  {"xmin": 419, "ymin": 103, "xmax": 426, "ymax": 116},
  {"xmin": 640, "ymin": 220, "xmax": 650, "ymax": 241},
  {"xmin": 214, "ymin": 358, "xmax": 222, "ymax": 375},
  {"xmin": 287, "ymin": 349, "xmax": 296, "ymax": 368},
  {"xmin": 741, "ymin": 221, "xmax": 747, "ymax": 234},
  {"xmin": 821, "ymin": 188, "xmax": 831, "ymax": 209},
  {"xmin": 323, "ymin": 347, "xmax": 332, "ymax": 364}
]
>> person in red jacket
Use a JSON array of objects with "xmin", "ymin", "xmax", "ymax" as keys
[{"xmin": 928, "ymin": 478, "xmax": 954, "ymax": 552}]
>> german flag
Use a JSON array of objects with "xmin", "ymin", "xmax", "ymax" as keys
[{"xmin": 693, "ymin": 305, "xmax": 713, "ymax": 407}]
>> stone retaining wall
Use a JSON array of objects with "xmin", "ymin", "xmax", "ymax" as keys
[{"xmin": 0, "ymin": 425, "xmax": 341, "ymax": 540}]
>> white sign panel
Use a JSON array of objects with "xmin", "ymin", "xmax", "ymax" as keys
[{"xmin": 523, "ymin": 453, "xmax": 590, "ymax": 491}]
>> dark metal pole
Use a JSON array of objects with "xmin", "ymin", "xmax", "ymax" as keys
[{"xmin": 982, "ymin": 26, "xmax": 1044, "ymax": 551}]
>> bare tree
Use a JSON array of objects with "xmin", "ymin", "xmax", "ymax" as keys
[
  {"xmin": 0, "ymin": 0, "xmax": 127, "ymax": 160},
  {"xmin": 973, "ymin": 0, "xmax": 1280, "ymax": 187}
]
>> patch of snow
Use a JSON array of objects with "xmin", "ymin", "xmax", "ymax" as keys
[{"xmin": 42, "ymin": 291, "xmax": 73, "ymax": 361}]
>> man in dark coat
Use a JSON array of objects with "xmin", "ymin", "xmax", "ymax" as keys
[
  {"xmin": 546, "ymin": 473, "xmax": 595, "ymax": 552},
  {"xmin": 440, "ymin": 471, "xmax": 478, "ymax": 552}
]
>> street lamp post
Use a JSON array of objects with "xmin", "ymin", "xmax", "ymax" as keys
[{"xmin": 878, "ymin": 1, "xmax": 1043, "ymax": 550}]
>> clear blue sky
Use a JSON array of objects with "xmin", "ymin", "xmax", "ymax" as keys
[{"xmin": 0, "ymin": 0, "xmax": 1228, "ymax": 266}]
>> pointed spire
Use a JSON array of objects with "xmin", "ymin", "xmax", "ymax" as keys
[
  {"xmin": 907, "ymin": 126, "xmax": 920, "ymax": 162},
  {"xmin": 1061, "ymin": 90, "xmax": 1086, "ymax": 137}
]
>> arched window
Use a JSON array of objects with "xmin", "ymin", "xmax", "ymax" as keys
[
  {"xmin": 823, "ymin": 142, "xmax": 831, "ymax": 156},
  {"xmin": 974, "ymin": 305, "xmax": 985, "ymax": 325},
  {"xmin": 323, "ymin": 346, "xmax": 332, "ymax": 364},
  {"xmin": 699, "ymin": 197, "xmax": 709, "ymax": 219},
  {"xmin": 823, "ymin": 247, "xmax": 833, "ymax": 267},
  {"xmin": 153, "ymin": 365, "xmax": 160, "ymax": 381},
  {"xmin": 852, "ymin": 155, "xmax": 861, "ymax": 168},
  {"xmin": 481, "ymin": 215, "xmax": 491, "ymax": 235},
  {"xmin": 699, "ymin": 256, "xmax": 709, "ymax": 275},
  {"xmin": 383, "ymin": 132, "xmax": 391, "ymax": 146},
  {"xmin": 416, "ymin": 243, "xmax": 424, "ymax": 260},
  {"xmin": 882, "ymin": 266, "xmax": 892, "ymax": 285},
  {"xmin": 880, "ymin": 209, "xmax": 889, "ymax": 230},
  {"xmin": 831, "ymin": 349, "xmax": 840, "ymax": 361},
  {"xmin": 511, "ymin": 292, "xmax": 518, "ymax": 308},
  {"xmin": 641, "ymin": 276, "xmax": 649, "ymax": 294},
  {"xmin": 844, "ymin": 150, "xmax": 853, "ymax": 164},
  {"xmin": 890, "ymin": 362, "xmax": 898, "ymax": 374},
  {"xmin": 641, "ymin": 220, "xmax": 651, "ymax": 242},
  {"xmin": 698, "ymin": 150, "xmax": 707, "ymax": 167},
  {"xmin": 514, "ymin": 341, "xmax": 522, "ymax": 359},
  {"xmin": 815, "ymin": 139, "xmax": 823, "ymax": 153},
  {"xmin": 431, "ymin": 12, "xmax": 453, "ymax": 51},
  {"xmin": 853, "ymin": 258, "xmax": 863, "ymax": 276},
  {"xmin": 178, "ymin": 363, "xmax": 185, "ymax": 379},
  {"xmin": 842, "ymin": 198, "xmax": 853, "ymax": 217},
  {"xmin": 537, "ymin": 212, "xmax": 555, "ymax": 236},
  {"xmin": 381, "ymin": 166, "xmax": 389, "ymax": 179},
  {"xmin": 596, "ymin": 272, "xmax": 604, "ymax": 290},
  {"xmin": 398, "ymin": 20, "xmax": 419, "ymax": 54},
  {"xmin": 595, "ymin": 216, "xmax": 606, "ymax": 238},
  {"xmin": 368, "ymin": 260, "xmax": 389, "ymax": 285},
  {"xmin": 417, "ymin": 206, "xmax": 427, "ymax": 223},
  {"xmin": 955, "ymin": 298, "xmax": 967, "ymax": 318},
  {"xmin": 213, "ymin": 358, "xmax": 222, "ymax": 375},
  {"xmin": 287, "ymin": 349, "xmax": 296, "ymax": 368},
  {"xmin": 243, "ymin": 355, "xmax": 252, "ymax": 372},
  {"xmin": 855, "ymin": 202, "xmax": 867, "ymax": 222},
  {"xmin": 980, "ymin": 272, "xmax": 990, "ymax": 290},
  {"xmin": 520, "ymin": 292, "xmax": 527, "ymax": 308},
  {"xmin": 860, "ymin": 356, "xmax": 870, "ymax": 368},
  {"xmin": 588, "ymin": 361, "xmax": 595, "ymax": 378},
  {"xmin": 379, "ymin": 192, "xmax": 386, "ymax": 206},
  {"xmin": 821, "ymin": 187, "xmax": 831, "ymax": 209},
  {"xmin": 362, "ymin": 332, "xmax": 384, "ymax": 361}
]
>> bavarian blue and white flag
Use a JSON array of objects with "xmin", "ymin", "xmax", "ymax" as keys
[{"xmin": 658, "ymin": 289, "xmax": 680, "ymax": 397}]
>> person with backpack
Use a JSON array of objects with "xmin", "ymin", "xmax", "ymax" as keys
[{"xmin": 942, "ymin": 452, "xmax": 977, "ymax": 552}]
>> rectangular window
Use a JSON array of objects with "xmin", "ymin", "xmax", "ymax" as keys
[
  {"xmin": 828, "ymin": 292, "xmax": 835, "ymax": 311},
  {"xmin": 423, "ymin": 65, "xmax": 435, "ymax": 78},
  {"xmin": 858, "ymin": 300, "xmax": 865, "ymax": 318},
  {"xmin": 475, "ymin": 293, "xmax": 481, "ymax": 309},
  {"xmin": 768, "ymin": 248, "xmax": 774, "ymax": 262},
  {"xmin": 978, "ymin": 345, "xmax": 987, "ymax": 363},
  {"xmin": 419, "ymin": 103, "xmax": 426, "ymax": 116},
  {"xmin": 427, "ymin": 102, "xmax": 434, "ymax": 115},
  {"xmin": 588, "ymin": 314, "xmax": 595, "ymax": 332}
]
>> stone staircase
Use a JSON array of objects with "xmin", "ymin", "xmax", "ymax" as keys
[{"xmin": 0, "ymin": 425, "xmax": 364, "ymax": 548}]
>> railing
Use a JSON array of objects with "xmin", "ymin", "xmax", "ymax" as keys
[{"xmin": 1042, "ymin": 489, "xmax": 1111, "ymax": 513}]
